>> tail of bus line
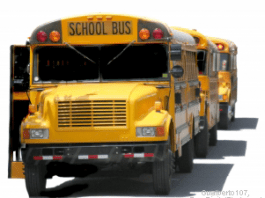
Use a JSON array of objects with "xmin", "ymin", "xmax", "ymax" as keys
[
  {"xmin": 170, "ymin": 27, "xmax": 220, "ymax": 157},
  {"xmin": 8, "ymin": 14, "xmax": 202, "ymax": 197},
  {"xmin": 208, "ymin": 37, "xmax": 238, "ymax": 129}
]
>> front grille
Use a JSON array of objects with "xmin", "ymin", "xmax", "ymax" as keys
[{"xmin": 57, "ymin": 100, "xmax": 127, "ymax": 128}]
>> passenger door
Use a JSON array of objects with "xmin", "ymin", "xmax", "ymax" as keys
[{"xmin": 9, "ymin": 45, "xmax": 30, "ymax": 178}]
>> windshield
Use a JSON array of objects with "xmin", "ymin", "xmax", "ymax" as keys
[
  {"xmin": 197, "ymin": 50, "xmax": 207, "ymax": 75},
  {"xmin": 219, "ymin": 53, "xmax": 230, "ymax": 71},
  {"xmin": 33, "ymin": 44, "xmax": 169, "ymax": 83}
]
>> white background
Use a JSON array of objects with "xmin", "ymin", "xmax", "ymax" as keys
[{"xmin": 1, "ymin": 0, "xmax": 265, "ymax": 197}]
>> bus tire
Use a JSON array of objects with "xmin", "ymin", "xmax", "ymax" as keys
[
  {"xmin": 25, "ymin": 164, "xmax": 46, "ymax": 197},
  {"xmin": 178, "ymin": 138, "xmax": 194, "ymax": 173},
  {"xmin": 219, "ymin": 112, "xmax": 229, "ymax": 129},
  {"xmin": 153, "ymin": 141, "xmax": 173, "ymax": 195},
  {"xmin": 231, "ymin": 106, "xmax": 235, "ymax": 122},
  {"xmin": 194, "ymin": 116, "xmax": 208, "ymax": 158},
  {"xmin": 209, "ymin": 123, "xmax": 218, "ymax": 146}
]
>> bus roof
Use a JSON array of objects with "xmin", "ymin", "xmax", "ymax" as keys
[
  {"xmin": 170, "ymin": 29, "xmax": 197, "ymax": 51},
  {"xmin": 207, "ymin": 37, "xmax": 237, "ymax": 54},
  {"xmin": 171, "ymin": 27, "xmax": 208, "ymax": 50},
  {"xmin": 29, "ymin": 13, "xmax": 173, "ymax": 45}
]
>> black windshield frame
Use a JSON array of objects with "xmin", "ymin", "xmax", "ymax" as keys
[{"xmin": 32, "ymin": 44, "xmax": 170, "ymax": 84}]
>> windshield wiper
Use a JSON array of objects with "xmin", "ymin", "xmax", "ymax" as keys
[
  {"xmin": 107, "ymin": 40, "xmax": 135, "ymax": 65},
  {"xmin": 64, "ymin": 42, "xmax": 96, "ymax": 64}
]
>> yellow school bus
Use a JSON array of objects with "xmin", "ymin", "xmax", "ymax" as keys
[
  {"xmin": 9, "ymin": 14, "xmax": 200, "ymax": 196},
  {"xmin": 207, "ymin": 37, "xmax": 238, "ymax": 129},
  {"xmin": 171, "ymin": 27, "xmax": 220, "ymax": 152}
]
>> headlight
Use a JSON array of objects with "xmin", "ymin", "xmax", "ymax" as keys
[
  {"xmin": 136, "ymin": 127, "xmax": 164, "ymax": 137},
  {"xmin": 30, "ymin": 129, "xmax": 49, "ymax": 139},
  {"xmin": 218, "ymin": 95, "xmax": 223, "ymax": 100}
]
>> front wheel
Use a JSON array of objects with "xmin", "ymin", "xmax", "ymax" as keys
[
  {"xmin": 153, "ymin": 142, "xmax": 174, "ymax": 195},
  {"xmin": 25, "ymin": 164, "xmax": 46, "ymax": 197}
]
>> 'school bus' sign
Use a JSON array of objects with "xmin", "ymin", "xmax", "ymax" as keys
[{"xmin": 68, "ymin": 21, "xmax": 132, "ymax": 36}]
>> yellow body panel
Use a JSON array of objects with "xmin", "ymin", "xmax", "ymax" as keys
[
  {"xmin": 218, "ymin": 71, "xmax": 231, "ymax": 102},
  {"xmin": 198, "ymin": 75, "xmax": 209, "ymax": 91},
  {"xmin": 11, "ymin": 162, "xmax": 25, "ymax": 179},
  {"xmin": 21, "ymin": 83, "xmax": 171, "ymax": 144},
  {"xmin": 13, "ymin": 92, "xmax": 29, "ymax": 101}
]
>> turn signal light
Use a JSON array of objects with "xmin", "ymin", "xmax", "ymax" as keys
[
  {"xmin": 139, "ymin": 28, "xmax": 150, "ymax": 40},
  {"xmin": 28, "ymin": 104, "xmax": 37, "ymax": 114},
  {"xmin": 37, "ymin": 31, "xmax": 47, "ymax": 42},
  {"xmin": 223, "ymin": 94, "xmax": 228, "ymax": 100},
  {"xmin": 153, "ymin": 28, "xmax": 163, "ymax": 39},
  {"xmin": 23, "ymin": 129, "xmax": 30, "ymax": 139},
  {"xmin": 156, "ymin": 127, "xmax": 165, "ymax": 136},
  {"xmin": 155, "ymin": 101, "xmax": 162, "ymax": 112},
  {"xmin": 49, "ymin": 31, "xmax": 60, "ymax": 42}
]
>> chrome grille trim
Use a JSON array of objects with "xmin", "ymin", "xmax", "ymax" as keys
[{"xmin": 57, "ymin": 100, "xmax": 127, "ymax": 128}]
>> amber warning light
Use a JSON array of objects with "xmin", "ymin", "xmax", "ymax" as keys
[
  {"xmin": 217, "ymin": 44, "xmax": 224, "ymax": 50},
  {"xmin": 139, "ymin": 28, "xmax": 150, "ymax": 40},
  {"xmin": 49, "ymin": 31, "xmax": 60, "ymax": 42}
]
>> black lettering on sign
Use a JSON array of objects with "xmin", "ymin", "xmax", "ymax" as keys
[
  {"xmin": 89, "ymin": 22, "xmax": 94, "ymax": 35},
  {"xmin": 69, "ymin": 23, "xmax": 75, "ymax": 35},
  {"xmin": 69, "ymin": 21, "xmax": 132, "ymax": 36},
  {"xmin": 119, "ymin": 22, "xmax": 124, "ymax": 34},
  {"xmin": 96, "ymin": 22, "xmax": 101, "ymax": 35},
  {"xmin": 76, "ymin": 22, "xmax": 81, "ymax": 35},
  {"xmin": 125, "ymin": 21, "xmax": 131, "ymax": 34},
  {"xmin": 112, "ymin": 22, "xmax": 118, "ymax": 34},
  {"xmin": 82, "ymin": 22, "xmax": 88, "ymax": 35},
  {"xmin": 102, "ymin": 22, "xmax": 107, "ymax": 35}
]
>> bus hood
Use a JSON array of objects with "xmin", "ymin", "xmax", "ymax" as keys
[{"xmin": 48, "ymin": 83, "xmax": 156, "ymax": 100}]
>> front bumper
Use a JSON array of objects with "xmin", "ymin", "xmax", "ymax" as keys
[{"xmin": 22, "ymin": 142, "xmax": 168, "ymax": 165}]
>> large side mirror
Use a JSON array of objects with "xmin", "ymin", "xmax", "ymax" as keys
[
  {"xmin": 170, "ymin": 44, "xmax": 182, "ymax": 61},
  {"xmin": 170, "ymin": 65, "xmax": 184, "ymax": 78}
]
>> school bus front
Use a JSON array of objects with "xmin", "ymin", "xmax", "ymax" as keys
[
  {"xmin": 21, "ymin": 14, "xmax": 174, "ymax": 145},
  {"xmin": 10, "ymin": 14, "xmax": 186, "ymax": 196}
]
